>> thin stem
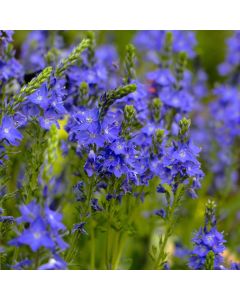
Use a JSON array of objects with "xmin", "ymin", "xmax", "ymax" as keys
[
  {"xmin": 87, "ymin": 176, "xmax": 95, "ymax": 269},
  {"xmin": 112, "ymin": 232, "xmax": 126, "ymax": 270},
  {"xmin": 90, "ymin": 219, "xmax": 95, "ymax": 270},
  {"xmin": 34, "ymin": 250, "xmax": 40, "ymax": 269},
  {"xmin": 154, "ymin": 190, "xmax": 183, "ymax": 269}
]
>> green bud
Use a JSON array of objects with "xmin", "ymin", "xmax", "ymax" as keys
[
  {"xmin": 153, "ymin": 97, "xmax": 162, "ymax": 122},
  {"xmin": 80, "ymin": 81, "xmax": 89, "ymax": 96},
  {"xmin": 86, "ymin": 31, "xmax": 96, "ymax": 65},
  {"xmin": 99, "ymin": 84, "xmax": 136, "ymax": 120},
  {"xmin": 153, "ymin": 98, "xmax": 162, "ymax": 109},
  {"xmin": 110, "ymin": 84, "xmax": 137, "ymax": 99},
  {"xmin": 42, "ymin": 124, "xmax": 59, "ymax": 183},
  {"xmin": 179, "ymin": 117, "xmax": 191, "ymax": 135},
  {"xmin": 124, "ymin": 44, "xmax": 136, "ymax": 83},
  {"xmin": 45, "ymin": 48, "xmax": 59, "ymax": 65},
  {"xmin": 205, "ymin": 251, "xmax": 215, "ymax": 270},
  {"xmin": 155, "ymin": 129, "xmax": 165, "ymax": 144},
  {"xmin": 79, "ymin": 81, "xmax": 89, "ymax": 105},
  {"xmin": 25, "ymin": 66, "xmax": 53, "ymax": 96},
  {"xmin": 56, "ymin": 39, "xmax": 90, "ymax": 77},
  {"xmin": 160, "ymin": 32, "xmax": 173, "ymax": 67},
  {"xmin": 176, "ymin": 51, "xmax": 188, "ymax": 84},
  {"xmin": 205, "ymin": 199, "xmax": 217, "ymax": 228},
  {"xmin": 11, "ymin": 66, "xmax": 53, "ymax": 112},
  {"xmin": 164, "ymin": 32, "xmax": 173, "ymax": 53},
  {"xmin": 124, "ymin": 105, "xmax": 136, "ymax": 121}
]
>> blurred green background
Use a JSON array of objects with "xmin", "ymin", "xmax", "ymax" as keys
[{"xmin": 13, "ymin": 31, "xmax": 232, "ymax": 85}]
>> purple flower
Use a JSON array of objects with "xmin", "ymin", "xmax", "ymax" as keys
[
  {"xmin": 16, "ymin": 200, "xmax": 41, "ymax": 224},
  {"xmin": 84, "ymin": 150, "xmax": 97, "ymax": 177},
  {"xmin": 0, "ymin": 58, "xmax": 23, "ymax": 83},
  {"xmin": 27, "ymin": 84, "xmax": 49, "ymax": 109},
  {"xmin": 91, "ymin": 198, "xmax": 103, "ymax": 212},
  {"xmin": 189, "ymin": 227, "xmax": 226, "ymax": 270},
  {"xmin": 45, "ymin": 206, "xmax": 66, "ymax": 231},
  {"xmin": 38, "ymin": 255, "xmax": 67, "ymax": 270},
  {"xmin": 154, "ymin": 208, "xmax": 166, "ymax": 219},
  {"xmin": 0, "ymin": 215, "xmax": 15, "ymax": 223},
  {"xmin": 74, "ymin": 108, "xmax": 100, "ymax": 132},
  {"xmin": 11, "ymin": 217, "xmax": 54, "ymax": 252},
  {"xmin": 73, "ymin": 222, "xmax": 88, "ymax": 235},
  {"xmin": 0, "ymin": 116, "xmax": 23, "ymax": 146},
  {"xmin": 39, "ymin": 112, "xmax": 59, "ymax": 130},
  {"xmin": 48, "ymin": 90, "xmax": 66, "ymax": 115},
  {"xmin": 12, "ymin": 259, "xmax": 32, "ymax": 270},
  {"xmin": 110, "ymin": 138, "xmax": 127, "ymax": 155},
  {"xmin": 76, "ymin": 130, "xmax": 105, "ymax": 147}
]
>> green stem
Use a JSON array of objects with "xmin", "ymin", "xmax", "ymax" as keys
[
  {"xmin": 154, "ymin": 191, "xmax": 182, "ymax": 269},
  {"xmin": 87, "ymin": 176, "xmax": 95, "ymax": 269},
  {"xmin": 90, "ymin": 219, "xmax": 95, "ymax": 270},
  {"xmin": 112, "ymin": 232, "xmax": 126, "ymax": 270},
  {"xmin": 65, "ymin": 232, "xmax": 79, "ymax": 263},
  {"xmin": 34, "ymin": 250, "xmax": 40, "ymax": 269},
  {"xmin": 105, "ymin": 221, "xmax": 113, "ymax": 270}
]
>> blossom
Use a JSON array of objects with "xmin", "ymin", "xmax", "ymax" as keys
[
  {"xmin": 27, "ymin": 83, "xmax": 49, "ymax": 109},
  {"xmin": 45, "ymin": 206, "xmax": 66, "ymax": 231},
  {"xmin": 11, "ymin": 217, "xmax": 54, "ymax": 252},
  {"xmin": 189, "ymin": 227, "xmax": 226, "ymax": 270},
  {"xmin": 73, "ymin": 222, "xmax": 88, "ymax": 235},
  {"xmin": 73, "ymin": 108, "xmax": 100, "ymax": 132},
  {"xmin": 38, "ymin": 255, "xmax": 67, "ymax": 270},
  {"xmin": 0, "ymin": 116, "xmax": 23, "ymax": 146},
  {"xmin": 91, "ymin": 198, "xmax": 103, "ymax": 212}
]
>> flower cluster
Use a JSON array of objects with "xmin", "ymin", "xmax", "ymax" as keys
[
  {"xmin": 189, "ymin": 200, "xmax": 227, "ymax": 270},
  {"xmin": 0, "ymin": 30, "xmax": 239, "ymax": 270}
]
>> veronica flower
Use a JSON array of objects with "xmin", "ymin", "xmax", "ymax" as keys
[
  {"xmin": 11, "ymin": 217, "xmax": 55, "ymax": 252},
  {"xmin": 189, "ymin": 227, "xmax": 226, "ymax": 270},
  {"xmin": 73, "ymin": 108, "xmax": 100, "ymax": 132},
  {"xmin": 16, "ymin": 200, "xmax": 41, "ymax": 224},
  {"xmin": 27, "ymin": 83, "xmax": 49, "ymax": 109},
  {"xmin": 38, "ymin": 254, "xmax": 67, "ymax": 270},
  {"xmin": 45, "ymin": 206, "xmax": 66, "ymax": 231},
  {"xmin": 0, "ymin": 116, "xmax": 23, "ymax": 146}
]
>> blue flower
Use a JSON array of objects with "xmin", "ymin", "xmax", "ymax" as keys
[
  {"xmin": 0, "ymin": 215, "xmax": 15, "ymax": 223},
  {"xmin": 110, "ymin": 138, "xmax": 127, "ymax": 155},
  {"xmin": 76, "ymin": 129, "xmax": 105, "ymax": 147},
  {"xmin": 16, "ymin": 200, "xmax": 41, "ymax": 223},
  {"xmin": 91, "ymin": 198, "xmax": 103, "ymax": 212},
  {"xmin": 154, "ymin": 208, "xmax": 166, "ymax": 219},
  {"xmin": 101, "ymin": 113, "xmax": 121, "ymax": 142},
  {"xmin": 0, "ymin": 116, "xmax": 23, "ymax": 146},
  {"xmin": 73, "ymin": 108, "xmax": 100, "ymax": 132},
  {"xmin": 189, "ymin": 227, "xmax": 226, "ymax": 270},
  {"xmin": 45, "ymin": 206, "xmax": 66, "ymax": 231},
  {"xmin": 0, "ymin": 58, "xmax": 23, "ymax": 83},
  {"xmin": 84, "ymin": 150, "xmax": 97, "ymax": 177},
  {"xmin": 38, "ymin": 255, "xmax": 67, "ymax": 270},
  {"xmin": 12, "ymin": 259, "xmax": 32, "ymax": 270},
  {"xmin": 39, "ymin": 113, "xmax": 60, "ymax": 130},
  {"xmin": 73, "ymin": 222, "xmax": 88, "ymax": 235},
  {"xmin": 11, "ymin": 217, "xmax": 55, "ymax": 252},
  {"xmin": 27, "ymin": 83, "xmax": 49, "ymax": 109}
]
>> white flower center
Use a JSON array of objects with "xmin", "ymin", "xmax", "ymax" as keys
[
  {"xmin": 33, "ymin": 232, "xmax": 41, "ymax": 239},
  {"xmin": 49, "ymin": 258, "xmax": 57, "ymax": 266},
  {"xmin": 86, "ymin": 117, "xmax": 93, "ymax": 123},
  {"xmin": 179, "ymin": 150, "xmax": 186, "ymax": 158}
]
